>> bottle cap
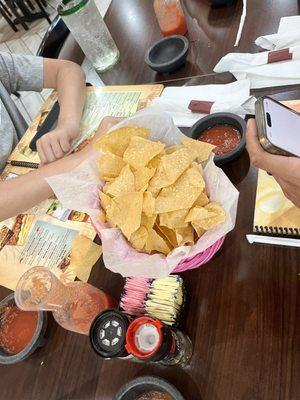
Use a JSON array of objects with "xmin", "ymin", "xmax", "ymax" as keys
[
  {"xmin": 125, "ymin": 316, "xmax": 164, "ymax": 360},
  {"xmin": 89, "ymin": 309, "xmax": 130, "ymax": 358}
]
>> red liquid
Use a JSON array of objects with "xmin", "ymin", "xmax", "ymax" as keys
[
  {"xmin": 53, "ymin": 283, "xmax": 118, "ymax": 335},
  {"xmin": 0, "ymin": 306, "xmax": 38, "ymax": 354},
  {"xmin": 199, "ymin": 125, "xmax": 241, "ymax": 156}
]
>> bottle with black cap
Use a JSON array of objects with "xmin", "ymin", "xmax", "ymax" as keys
[
  {"xmin": 89, "ymin": 309, "xmax": 132, "ymax": 359},
  {"xmin": 125, "ymin": 316, "xmax": 192, "ymax": 366}
]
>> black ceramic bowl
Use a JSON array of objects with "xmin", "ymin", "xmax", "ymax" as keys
[
  {"xmin": 0, "ymin": 293, "xmax": 47, "ymax": 365},
  {"xmin": 188, "ymin": 112, "xmax": 246, "ymax": 166},
  {"xmin": 207, "ymin": 0, "xmax": 236, "ymax": 5},
  {"xmin": 145, "ymin": 35, "xmax": 189, "ymax": 73},
  {"xmin": 115, "ymin": 376, "xmax": 185, "ymax": 400}
]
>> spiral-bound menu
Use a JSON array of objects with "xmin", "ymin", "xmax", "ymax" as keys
[{"xmin": 253, "ymin": 169, "xmax": 300, "ymax": 238}]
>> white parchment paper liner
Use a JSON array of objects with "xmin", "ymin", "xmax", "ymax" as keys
[{"xmin": 46, "ymin": 110, "xmax": 239, "ymax": 278}]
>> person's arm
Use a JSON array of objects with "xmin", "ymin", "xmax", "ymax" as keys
[
  {"xmin": 36, "ymin": 58, "xmax": 86, "ymax": 165},
  {"xmin": 246, "ymin": 118, "xmax": 300, "ymax": 207},
  {"xmin": 0, "ymin": 151, "xmax": 87, "ymax": 222},
  {"xmin": 0, "ymin": 116, "xmax": 121, "ymax": 222}
]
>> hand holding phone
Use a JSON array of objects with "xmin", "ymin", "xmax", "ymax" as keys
[{"xmin": 255, "ymin": 96, "xmax": 300, "ymax": 157}]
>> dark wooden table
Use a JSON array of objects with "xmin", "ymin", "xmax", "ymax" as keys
[{"xmin": 1, "ymin": 1, "xmax": 300, "ymax": 399}]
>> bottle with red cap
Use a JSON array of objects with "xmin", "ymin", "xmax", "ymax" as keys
[{"xmin": 125, "ymin": 316, "xmax": 192, "ymax": 366}]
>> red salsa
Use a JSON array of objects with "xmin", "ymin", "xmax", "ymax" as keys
[
  {"xmin": 0, "ymin": 306, "xmax": 38, "ymax": 354},
  {"xmin": 198, "ymin": 124, "xmax": 241, "ymax": 156}
]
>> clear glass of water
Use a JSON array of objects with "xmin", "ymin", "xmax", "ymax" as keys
[{"xmin": 58, "ymin": 0, "xmax": 120, "ymax": 72}]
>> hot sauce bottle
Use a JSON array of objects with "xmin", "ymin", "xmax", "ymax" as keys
[{"xmin": 154, "ymin": 0, "xmax": 188, "ymax": 37}]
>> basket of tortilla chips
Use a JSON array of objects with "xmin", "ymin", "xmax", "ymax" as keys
[{"xmin": 47, "ymin": 111, "xmax": 239, "ymax": 278}]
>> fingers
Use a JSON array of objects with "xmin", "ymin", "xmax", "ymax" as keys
[
  {"xmin": 37, "ymin": 134, "xmax": 69, "ymax": 164},
  {"xmin": 36, "ymin": 140, "xmax": 47, "ymax": 166},
  {"xmin": 59, "ymin": 137, "xmax": 71, "ymax": 153},
  {"xmin": 96, "ymin": 116, "xmax": 124, "ymax": 137},
  {"xmin": 246, "ymin": 119, "xmax": 264, "ymax": 161},
  {"xmin": 274, "ymin": 175, "xmax": 300, "ymax": 207},
  {"xmin": 246, "ymin": 119, "xmax": 290, "ymax": 177}
]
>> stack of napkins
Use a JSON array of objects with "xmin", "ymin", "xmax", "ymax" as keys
[
  {"xmin": 214, "ymin": 16, "xmax": 300, "ymax": 89},
  {"xmin": 148, "ymin": 80, "xmax": 255, "ymax": 127},
  {"xmin": 255, "ymin": 16, "xmax": 300, "ymax": 50}
]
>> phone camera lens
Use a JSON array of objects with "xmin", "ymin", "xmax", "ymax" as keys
[{"xmin": 266, "ymin": 112, "xmax": 272, "ymax": 127}]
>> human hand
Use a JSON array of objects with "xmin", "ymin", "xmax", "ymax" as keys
[
  {"xmin": 94, "ymin": 116, "xmax": 124, "ymax": 139},
  {"xmin": 73, "ymin": 116, "xmax": 124, "ymax": 162},
  {"xmin": 37, "ymin": 121, "xmax": 79, "ymax": 165},
  {"xmin": 246, "ymin": 118, "xmax": 300, "ymax": 207}
]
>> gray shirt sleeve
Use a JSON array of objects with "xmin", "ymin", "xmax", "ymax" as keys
[{"xmin": 0, "ymin": 52, "xmax": 43, "ymax": 94}]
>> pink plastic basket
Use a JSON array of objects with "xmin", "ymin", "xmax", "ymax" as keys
[
  {"xmin": 172, "ymin": 236, "xmax": 225, "ymax": 273},
  {"xmin": 94, "ymin": 220, "xmax": 225, "ymax": 274}
]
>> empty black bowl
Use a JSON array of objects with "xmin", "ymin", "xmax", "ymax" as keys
[
  {"xmin": 188, "ymin": 112, "xmax": 246, "ymax": 166},
  {"xmin": 145, "ymin": 35, "xmax": 189, "ymax": 73}
]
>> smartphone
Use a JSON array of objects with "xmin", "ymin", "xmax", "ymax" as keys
[
  {"xmin": 29, "ymin": 101, "xmax": 60, "ymax": 152},
  {"xmin": 255, "ymin": 96, "xmax": 300, "ymax": 157}
]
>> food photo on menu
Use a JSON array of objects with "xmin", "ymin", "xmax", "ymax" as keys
[{"xmin": 0, "ymin": 1, "xmax": 299, "ymax": 400}]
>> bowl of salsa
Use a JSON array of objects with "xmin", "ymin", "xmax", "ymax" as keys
[
  {"xmin": 115, "ymin": 376, "xmax": 185, "ymax": 400},
  {"xmin": 0, "ymin": 293, "xmax": 47, "ymax": 364},
  {"xmin": 188, "ymin": 112, "xmax": 246, "ymax": 166}
]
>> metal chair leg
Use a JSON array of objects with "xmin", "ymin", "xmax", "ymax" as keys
[
  {"xmin": 34, "ymin": 0, "xmax": 51, "ymax": 24},
  {"xmin": 24, "ymin": 0, "xmax": 35, "ymax": 10},
  {"xmin": 6, "ymin": 0, "xmax": 29, "ymax": 30},
  {"xmin": 0, "ymin": 3, "xmax": 18, "ymax": 31},
  {"xmin": 0, "ymin": 0, "xmax": 12, "ymax": 16}
]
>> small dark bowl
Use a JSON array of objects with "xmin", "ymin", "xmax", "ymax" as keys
[
  {"xmin": 115, "ymin": 376, "xmax": 185, "ymax": 400},
  {"xmin": 207, "ymin": 0, "xmax": 236, "ymax": 5},
  {"xmin": 0, "ymin": 293, "xmax": 47, "ymax": 365},
  {"xmin": 188, "ymin": 112, "xmax": 246, "ymax": 166},
  {"xmin": 145, "ymin": 35, "xmax": 189, "ymax": 73}
]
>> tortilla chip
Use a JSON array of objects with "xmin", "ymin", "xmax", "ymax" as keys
[
  {"xmin": 186, "ymin": 203, "xmax": 226, "ymax": 230},
  {"xmin": 141, "ymin": 213, "xmax": 157, "ymax": 230},
  {"xmin": 175, "ymin": 225, "xmax": 194, "ymax": 246},
  {"xmin": 70, "ymin": 235, "xmax": 102, "ymax": 282},
  {"xmin": 99, "ymin": 210, "xmax": 106, "ymax": 223},
  {"xmin": 154, "ymin": 224, "xmax": 178, "ymax": 248},
  {"xmin": 123, "ymin": 136, "xmax": 165, "ymax": 169},
  {"xmin": 192, "ymin": 222, "xmax": 206, "ymax": 238},
  {"xmin": 149, "ymin": 161, "xmax": 171, "ymax": 190},
  {"xmin": 99, "ymin": 191, "xmax": 112, "ymax": 211},
  {"xmin": 94, "ymin": 126, "xmax": 149, "ymax": 156},
  {"xmin": 143, "ymin": 192, "xmax": 155, "ymax": 217},
  {"xmin": 155, "ymin": 186, "xmax": 200, "ymax": 213},
  {"xmin": 165, "ymin": 145, "xmax": 185, "ymax": 154},
  {"xmin": 193, "ymin": 192, "xmax": 209, "ymax": 207},
  {"xmin": 159, "ymin": 209, "xmax": 189, "ymax": 229},
  {"xmin": 161, "ymin": 147, "xmax": 197, "ymax": 186},
  {"xmin": 185, "ymin": 206, "xmax": 214, "ymax": 222},
  {"xmin": 185, "ymin": 163, "xmax": 205, "ymax": 190},
  {"xmin": 134, "ymin": 167, "xmax": 156, "ymax": 191},
  {"xmin": 181, "ymin": 135, "xmax": 215, "ymax": 162},
  {"xmin": 98, "ymin": 152, "xmax": 125, "ymax": 180},
  {"xmin": 130, "ymin": 226, "xmax": 148, "ymax": 251},
  {"xmin": 148, "ymin": 154, "xmax": 164, "ymax": 169},
  {"xmin": 105, "ymin": 165, "xmax": 135, "ymax": 197},
  {"xmin": 145, "ymin": 228, "xmax": 171, "ymax": 255},
  {"xmin": 109, "ymin": 192, "xmax": 143, "ymax": 239}
]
